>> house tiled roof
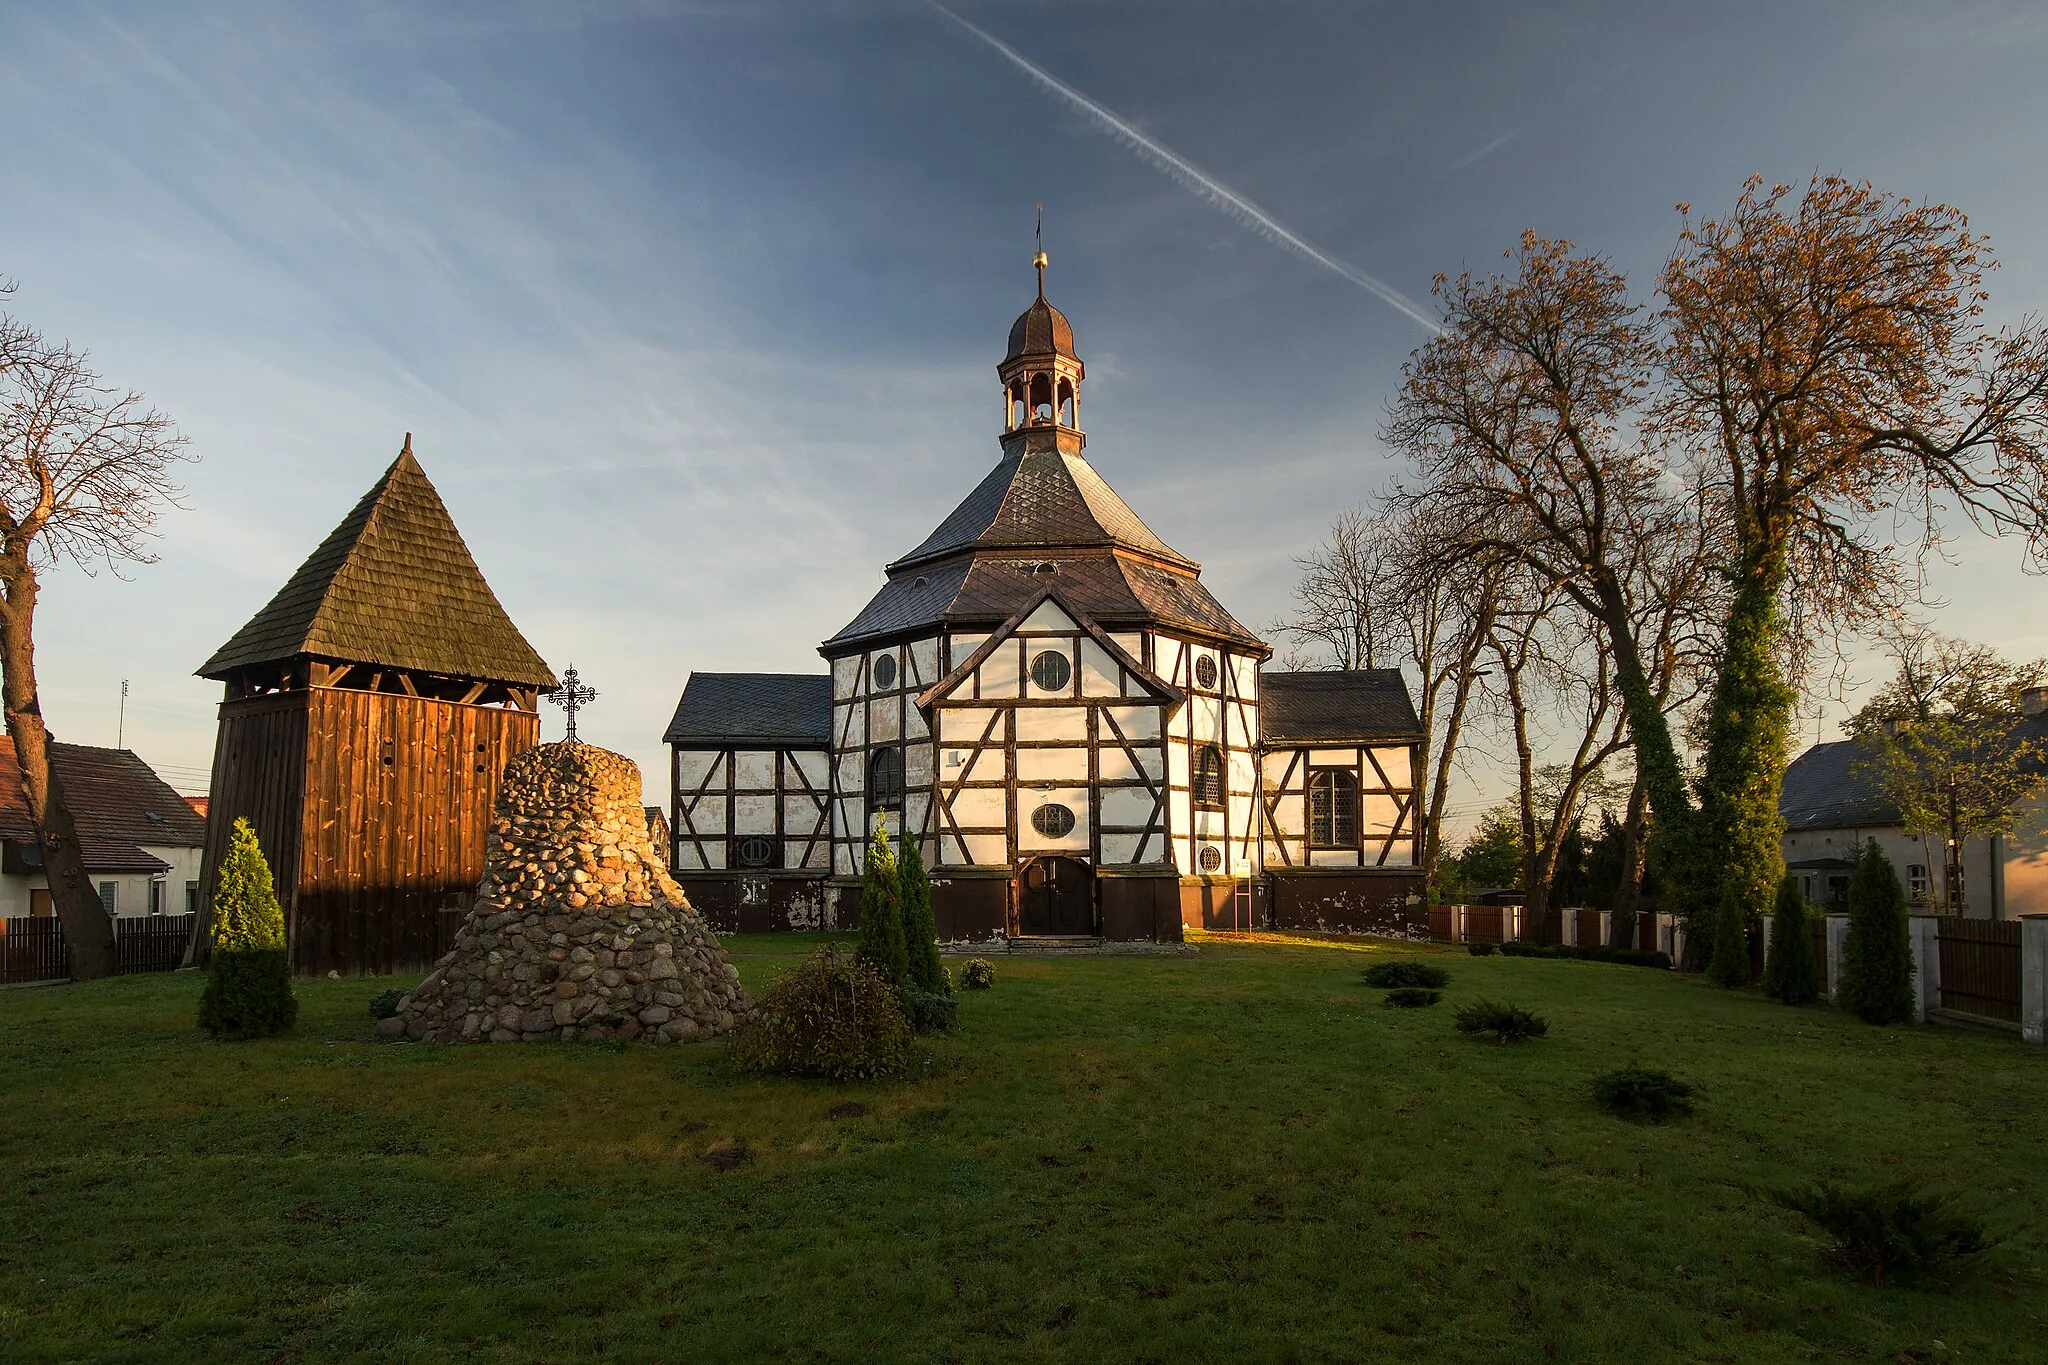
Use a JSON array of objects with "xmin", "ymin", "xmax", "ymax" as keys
[
  {"xmin": 664, "ymin": 673, "xmax": 833, "ymax": 747},
  {"xmin": 1260, "ymin": 670, "xmax": 1424, "ymax": 743},
  {"xmin": 198, "ymin": 443, "xmax": 556, "ymax": 689},
  {"xmin": 0, "ymin": 739, "xmax": 206, "ymax": 869},
  {"xmin": 1779, "ymin": 739, "xmax": 1898, "ymax": 830}
]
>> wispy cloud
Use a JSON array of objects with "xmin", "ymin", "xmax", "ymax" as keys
[
  {"xmin": 925, "ymin": 2, "xmax": 1441, "ymax": 334},
  {"xmin": 1446, "ymin": 128, "xmax": 1520, "ymax": 175}
]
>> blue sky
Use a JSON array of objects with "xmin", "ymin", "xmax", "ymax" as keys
[{"xmin": 4, "ymin": 1, "xmax": 2047, "ymax": 812}]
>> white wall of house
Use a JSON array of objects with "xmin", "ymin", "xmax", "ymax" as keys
[
  {"xmin": 1783, "ymin": 825, "xmax": 2004, "ymax": 916},
  {"xmin": 0, "ymin": 842, "xmax": 200, "ymax": 920}
]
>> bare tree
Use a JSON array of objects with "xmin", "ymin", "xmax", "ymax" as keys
[{"xmin": 0, "ymin": 292, "xmax": 189, "ymax": 979}]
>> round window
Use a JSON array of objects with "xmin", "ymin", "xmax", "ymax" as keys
[
  {"xmin": 1199, "ymin": 844, "xmax": 1224, "ymax": 873},
  {"xmin": 1030, "ymin": 650, "xmax": 1072, "ymax": 693},
  {"xmin": 734, "ymin": 836, "xmax": 774, "ymax": 868},
  {"xmin": 872, "ymin": 654, "xmax": 897, "ymax": 689},
  {"xmin": 1030, "ymin": 803, "xmax": 1076, "ymax": 838},
  {"xmin": 1195, "ymin": 655, "xmax": 1219, "ymax": 689}
]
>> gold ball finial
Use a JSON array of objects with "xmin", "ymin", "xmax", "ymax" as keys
[{"xmin": 1032, "ymin": 250, "xmax": 1049, "ymax": 270}]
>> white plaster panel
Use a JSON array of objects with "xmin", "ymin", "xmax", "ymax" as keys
[
  {"xmin": 939, "ymin": 707, "xmax": 996, "ymax": 742},
  {"xmin": 832, "ymin": 654, "xmax": 859, "ymax": 698},
  {"xmin": 948, "ymin": 787, "xmax": 1007, "ymax": 828},
  {"xmin": 1170, "ymin": 835, "xmax": 1191, "ymax": 875},
  {"xmin": 674, "ymin": 751, "xmax": 718, "ymax": 788},
  {"xmin": 1262, "ymin": 749, "xmax": 1301, "ymax": 782},
  {"xmin": 905, "ymin": 704, "xmax": 931, "ymax": 740},
  {"xmin": 1099, "ymin": 786, "xmax": 1157, "ymax": 827},
  {"xmin": 1100, "ymin": 833, "xmax": 1142, "ymax": 865},
  {"xmin": 1228, "ymin": 751, "xmax": 1257, "ymax": 792},
  {"xmin": 1189, "ymin": 695, "xmax": 1221, "ymax": 739},
  {"xmin": 979, "ymin": 644, "xmax": 1021, "ymax": 698},
  {"xmin": 1097, "ymin": 745, "xmax": 1162, "ymax": 784},
  {"xmin": 1017, "ymin": 747, "xmax": 1089, "ymax": 782},
  {"xmin": 1309, "ymin": 848, "xmax": 1360, "ymax": 868},
  {"xmin": 1166, "ymin": 740, "xmax": 1190, "ymax": 787},
  {"xmin": 868, "ymin": 698, "xmax": 902, "ymax": 742},
  {"xmin": 734, "ymin": 795, "xmax": 776, "ymax": 835},
  {"xmin": 835, "ymin": 703, "xmax": 864, "ymax": 749},
  {"xmin": 1230, "ymin": 653, "xmax": 1258, "ymax": 696},
  {"xmin": 1364, "ymin": 792, "xmax": 1406, "ymax": 836},
  {"xmin": 791, "ymin": 750, "xmax": 829, "ymax": 788},
  {"xmin": 964, "ymin": 833, "xmax": 1008, "ymax": 865},
  {"xmin": 960, "ymin": 745, "xmax": 1007, "ymax": 782},
  {"xmin": 1310, "ymin": 748, "xmax": 1357, "ymax": 767},
  {"xmin": 1014, "ymin": 706, "xmax": 1089, "ymax": 742},
  {"xmin": 836, "ymin": 751, "xmax": 864, "ymax": 790},
  {"xmin": 909, "ymin": 636, "xmax": 940, "ymax": 688},
  {"xmin": 687, "ymin": 797, "xmax": 725, "ymax": 834},
  {"xmin": 941, "ymin": 833, "xmax": 970, "ymax": 866},
  {"xmin": 1018, "ymin": 788, "xmax": 1090, "ymax": 851},
  {"xmin": 783, "ymin": 796, "xmax": 823, "ymax": 832},
  {"xmin": 1109, "ymin": 632, "xmax": 1143, "ymax": 660},
  {"xmin": 734, "ymin": 751, "xmax": 776, "ymax": 788},
  {"xmin": 951, "ymin": 633, "xmax": 989, "ymax": 664},
  {"xmin": 905, "ymin": 792, "xmax": 931, "ymax": 836},
  {"xmin": 1023, "ymin": 600, "xmax": 1078, "ymax": 633},
  {"xmin": 1078, "ymin": 638, "xmax": 1119, "ymax": 696},
  {"xmin": 1270, "ymin": 793, "xmax": 1306, "ymax": 838},
  {"xmin": 672, "ymin": 844, "xmax": 705, "ymax": 871},
  {"xmin": 905, "ymin": 742, "xmax": 934, "ymax": 785},
  {"xmin": 1228, "ymin": 700, "xmax": 1259, "ymax": 749},
  {"xmin": 1106, "ymin": 704, "xmax": 1162, "ymax": 741},
  {"xmin": 803, "ymin": 841, "xmax": 831, "ymax": 870},
  {"xmin": 702, "ymin": 842, "xmax": 727, "ymax": 870},
  {"xmin": 1369, "ymin": 747, "xmax": 1414, "ymax": 788}
]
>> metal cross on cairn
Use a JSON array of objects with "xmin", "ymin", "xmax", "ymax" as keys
[{"xmin": 548, "ymin": 666, "xmax": 598, "ymax": 742}]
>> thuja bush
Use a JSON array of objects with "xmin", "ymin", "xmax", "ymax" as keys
[
  {"xmin": 897, "ymin": 833, "xmax": 946, "ymax": 996},
  {"xmin": 903, "ymin": 989, "xmax": 957, "ymax": 1034},
  {"xmin": 1466, "ymin": 941, "xmax": 1497, "ymax": 957},
  {"xmin": 1452, "ymin": 999, "xmax": 1548, "ymax": 1043},
  {"xmin": 1592, "ymin": 1065, "xmax": 1698, "ymax": 1122},
  {"xmin": 1838, "ymin": 840, "xmax": 1916, "ymax": 1026},
  {"xmin": 727, "ymin": 944, "xmax": 914, "ymax": 1082},
  {"xmin": 960, "ymin": 959, "xmax": 996, "ymax": 990},
  {"xmin": 367, "ymin": 988, "xmax": 406, "ymax": 1020},
  {"xmin": 197, "ymin": 817, "xmax": 297, "ymax": 1041},
  {"xmin": 1362, "ymin": 960, "xmax": 1451, "ymax": 990},
  {"xmin": 1383, "ymin": 987, "xmax": 1442, "ymax": 1008},
  {"xmin": 854, "ymin": 818, "xmax": 908, "ymax": 989},
  {"xmin": 1762, "ymin": 874, "xmax": 1820, "ymax": 1005},
  {"xmin": 1706, "ymin": 881, "xmax": 1753, "ymax": 989},
  {"xmin": 1756, "ymin": 1181, "xmax": 1998, "ymax": 1285}
]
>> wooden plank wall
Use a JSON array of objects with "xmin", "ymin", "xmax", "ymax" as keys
[
  {"xmin": 197, "ymin": 692, "xmax": 311, "ymax": 958},
  {"xmin": 293, "ymin": 688, "xmax": 536, "ymax": 977}
]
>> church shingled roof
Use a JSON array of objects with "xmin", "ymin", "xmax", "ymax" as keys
[
  {"xmin": 198, "ymin": 444, "xmax": 556, "ymax": 689},
  {"xmin": 889, "ymin": 445, "xmax": 1192, "ymax": 571},
  {"xmin": 664, "ymin": 673, "xmax": 833, "ymax": 747}
]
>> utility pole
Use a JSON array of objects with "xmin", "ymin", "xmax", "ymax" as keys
[
  {"xmin": 117, "ymin": 678, "xmax": 129, "ymax": 749},
  {"xmin": 1946, "ymin": 772, "xmax": 1963, "ymax": 916}
]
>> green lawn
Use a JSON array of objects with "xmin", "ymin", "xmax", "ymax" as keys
[{"xmin": 2, "ymin": 934, "xmax": 2043, "ymax": 1363}]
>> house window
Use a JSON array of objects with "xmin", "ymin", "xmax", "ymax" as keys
[
  {"xmin": 1029, "ymin": 649, "xmax": 1071, "ymax": 693},
  {"xmin": 1194, "ymin": 655, "xmax": 1219, "ymax": 690},
  {"xmin": 149, "ymin": 879, "xmax": 165, "ymax": 916},
  {"xmin": 185, "ymin": 880, "xmax": 200, "ymax": 915},
  {"xmin": 1193, "ymin": 745, "xmax": 1226, "ymax": 809},
  {"xmin": 98, "ymin": 881, "xmax": 118, "ymax": 916},
  {"xmin": 1030, "ymin": 803, "xmax": 1076, "ymax": 839},
  {"xmin": 872, "ymin": 654, "xmax": 897, "ymax": 690},
  {"xmin": 868, "ymin": 748, "xmax": 904, "ymax": 812},
  {"xmin": 1309, "ymin": 768, "xmax": 1360, "ymax": 849},
  {"xmin": 732, "ymin": 836, "xmax": 779, "ymax": 869}
]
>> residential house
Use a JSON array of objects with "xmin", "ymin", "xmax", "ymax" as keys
[{"xmin": 0, "ymin": 738, "xmax": 208, "ymax": 919}]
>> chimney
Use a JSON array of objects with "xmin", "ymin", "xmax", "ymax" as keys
[{"xmin": 2021, "ymin": 686, "xmax": 2048, "ymax": 718}]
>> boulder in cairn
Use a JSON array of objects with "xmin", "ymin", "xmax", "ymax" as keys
[{"xmin": 389, "ymin": 741, "xmax": 750, "ymax": 1044}]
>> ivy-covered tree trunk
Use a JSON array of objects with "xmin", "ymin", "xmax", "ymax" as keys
[{"xmin": 1686, "ymin": 562, "xmax": 1793, "ymax": 970}]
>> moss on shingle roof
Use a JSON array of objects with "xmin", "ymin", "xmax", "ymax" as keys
[{"xmin": 198, "ymin": 444, "xmax": 556, "ymax": 688}]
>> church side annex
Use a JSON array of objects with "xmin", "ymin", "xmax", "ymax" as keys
[{"xmin": 664, "ymin": 259, "xmax": 1424, "ymax": 942}]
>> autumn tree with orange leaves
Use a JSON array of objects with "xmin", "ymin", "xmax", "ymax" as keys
[{"xmin": 1392, "ymin": 179, "xmax": 2048, "ymax": 962}]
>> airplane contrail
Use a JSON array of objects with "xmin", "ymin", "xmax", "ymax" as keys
[{"xmin": 925, "ymin": 1, "xmax": 1442, "ymax": 334}]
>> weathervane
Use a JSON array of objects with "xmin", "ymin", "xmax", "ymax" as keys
[
  {"xmin": 548, "ymin": 665, "xmax": 598, "ymax": 742},
  {"xmin": 1033, "ymin": 201, "xmax": 1047, "ymax": 294}
]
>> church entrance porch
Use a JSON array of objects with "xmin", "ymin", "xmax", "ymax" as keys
[{"xmin": 1016, "ymin": 855, "xmax": 1096, "ymax": 937}]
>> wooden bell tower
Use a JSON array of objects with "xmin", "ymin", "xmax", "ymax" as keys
[{"xmin": 193, "ymin": 437, "xmax": 557, "ymax": 976}]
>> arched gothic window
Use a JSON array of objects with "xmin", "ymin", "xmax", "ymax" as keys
[
  {"xmin": 1192, "ymin": 745, "xmax": 1226, "ymax": 810},
  {"xmin": 1309, "ymin": 768, "xmax": 1360, "ymax": 849},
  {"xmin": 868, "ymin": 747, "xmax": 904, "ymax": 812}
]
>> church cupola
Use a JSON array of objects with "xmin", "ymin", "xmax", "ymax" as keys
[{"xmin": 999, "ymin": 251, "xmax": 1085, "ymax": 446}]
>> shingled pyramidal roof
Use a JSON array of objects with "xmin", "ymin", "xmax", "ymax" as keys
[
  {"xmin": 826, "ymin": 265, "xmax": 1263, "ymax": 653},
  {"xmin": 199, "ymin": 439, "xmax": 557, "ymax": 689}
]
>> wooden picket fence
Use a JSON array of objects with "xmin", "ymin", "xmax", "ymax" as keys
[
  {"xmin": 1936, "ymin": 917, "xmax": 2022, "ymax": 1023},
  {"xmin": 0, "ymin": 913, "xmax": 196, "ymax": 985}
]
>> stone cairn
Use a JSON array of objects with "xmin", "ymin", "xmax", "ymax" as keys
[{"xmin": 386, "ymin": 741, "xmax": 749, "ymax": 1043}]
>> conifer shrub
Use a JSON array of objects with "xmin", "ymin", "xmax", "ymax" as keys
[
  {"xmin": 1755, "ymin": 1180, "xmax": 1998, "ymax": 1285},
  {"xmin": 1706, "ymin": 881, "xmax": 1753, "ymax": 988},
  {"xmin": 727, "ymin": 944, "xmax": 914, "ymax": 1082},
  {"xmin": 368, "ymin": 988, "xmax": 406, "ymax": 1020},
  {"xmin": 903, "ymin": 989, "xmax": 958, "ymax": 1033},
  {"xmin": 1452, "ymin": 998, "xmax": 1548, "ymax": 1043},
  {"xmin": 854, "ymin": 818, "xmax": 908, "ymax": 989},
  {"xmin": 897, "ymin": 834, "xmax": 946, "ymax": 995},
  {"xmin": 1591, "ymin": 1065, "xmax": 1697, "ymax": 1122},
  {"xmin": 960, "ymin": 959, "xmax": 995, "ymax": 990},
  {"xmin": 1466, "ymin": 941, "xmax": 1497, "ymax": 956},
  {"xmin": 1837, "ymin": 841, "xmax": 1916, "ymax": 1026},
  {"xmin": 1362, "ymin": 960, "xmax": 1451, "ymax": 990},
  {"xmin": 1762, "ymin": 874, "xmax": 1820, "ymax": 1005},
  {"xmin": 197, "ymin": 817, "xmax": 298, "ymax": 1041},
  {"xmin": 1383, "ymin": 987, "xmax": 1442, "ymax": 1008}
]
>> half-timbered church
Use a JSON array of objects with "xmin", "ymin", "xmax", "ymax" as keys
[{"xmin": 666, "ymin": 259, "xmax": 1424, "ymax": 942}]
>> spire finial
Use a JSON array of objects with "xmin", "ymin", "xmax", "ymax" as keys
[
  {"xmin": 1032, "ymin": 202, "xmax": 1047, "ymax": 298},
  {"xmin": 401, "ymin": 431, "xmax": 413, "ymax": 457}
]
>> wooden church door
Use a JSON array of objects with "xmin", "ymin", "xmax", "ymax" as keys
[{"xmin": 1018, "ymin": 856, "xmax": 1096, "ymax": 937}]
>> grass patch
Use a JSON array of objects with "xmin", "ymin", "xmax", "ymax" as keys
[{"xmin": 1, "ymin": 934, "xmax": 2043, "ymax": 1361}]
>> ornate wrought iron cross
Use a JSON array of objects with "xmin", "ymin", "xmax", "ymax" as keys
[{"xmin": 548, "ymin": 665, "xmax": 597, "ymax": 742}]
